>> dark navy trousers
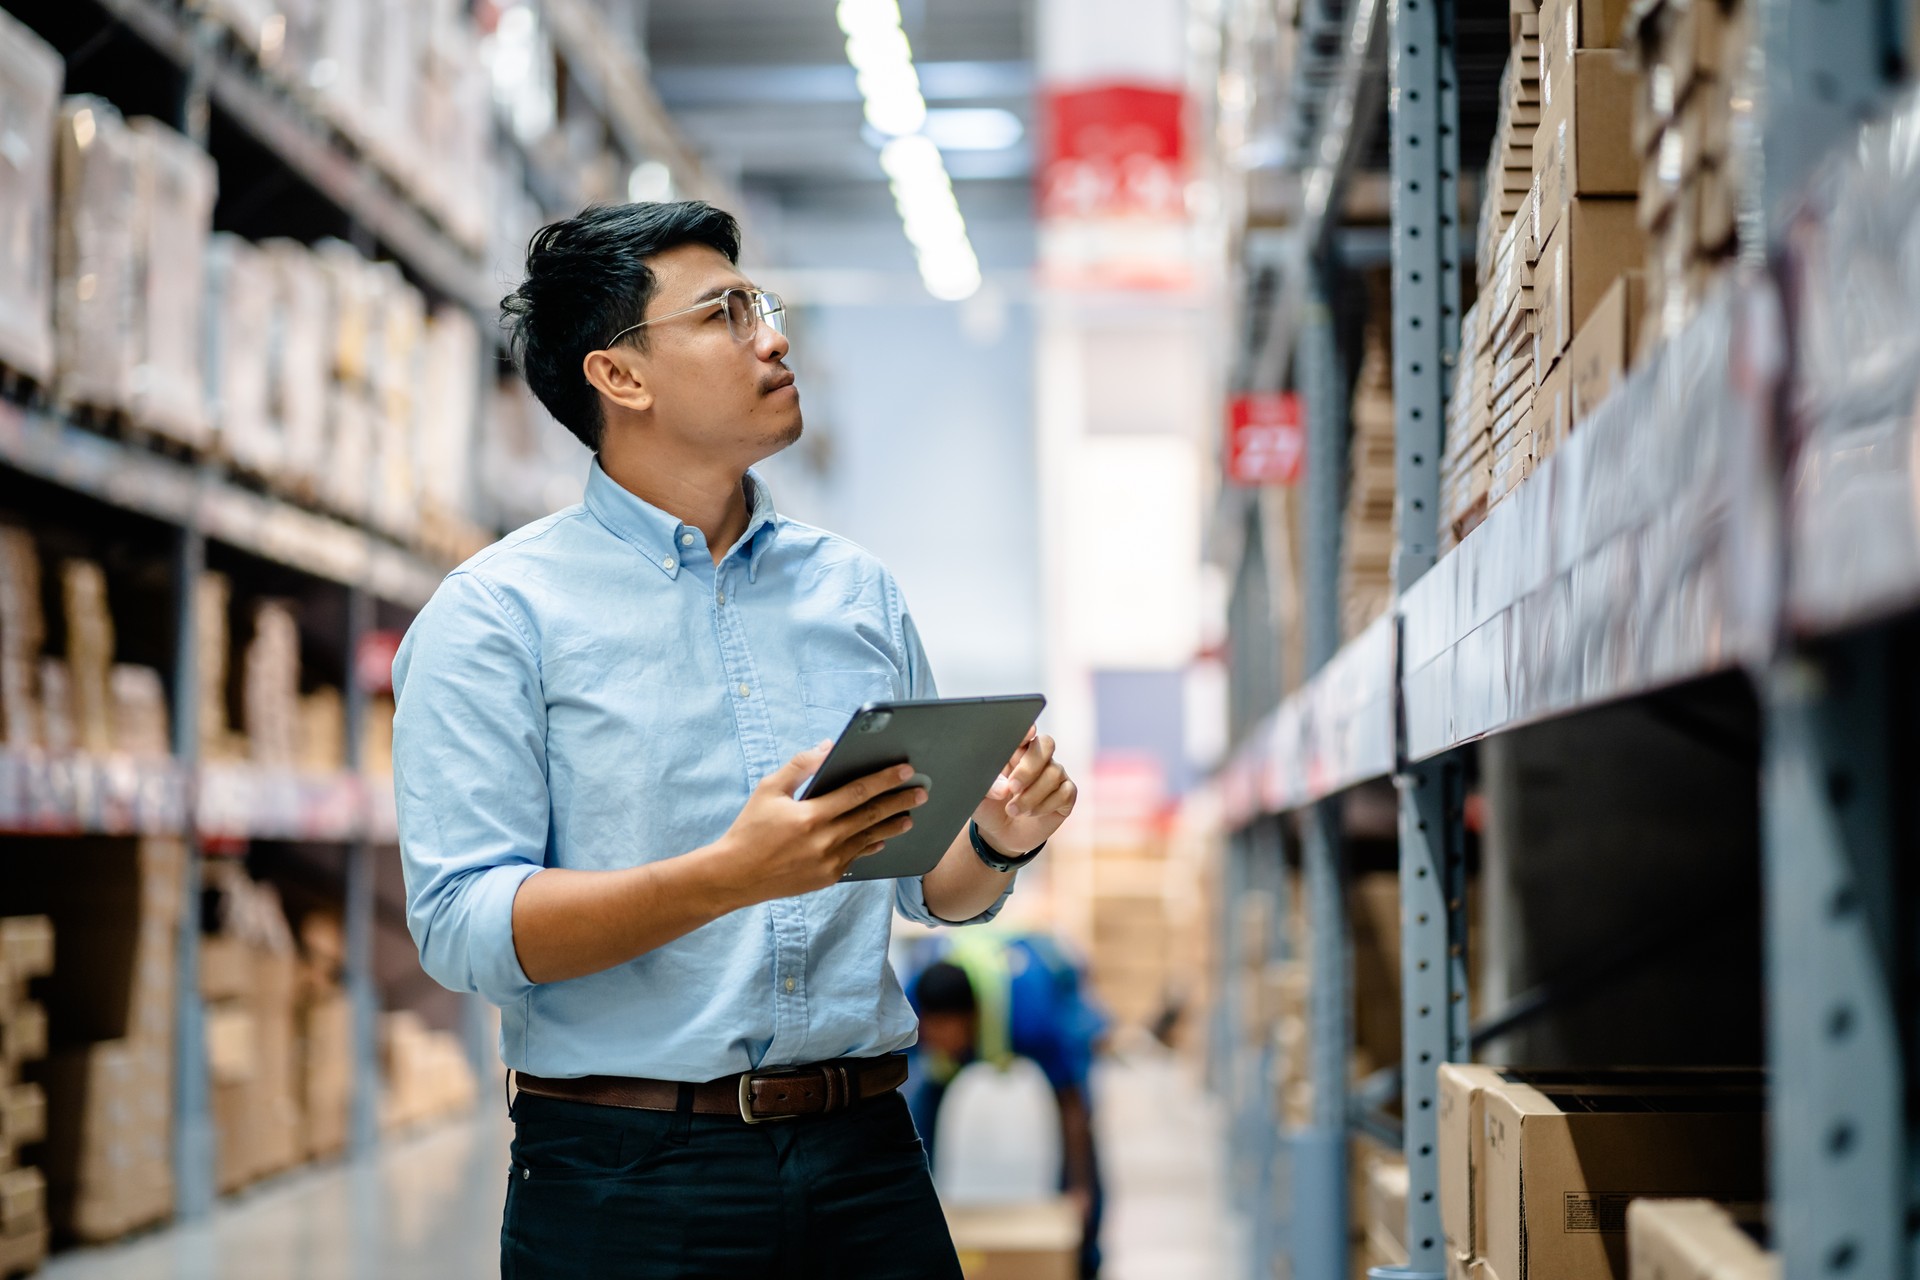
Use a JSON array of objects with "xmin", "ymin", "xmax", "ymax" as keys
[{"xmin": 500, "ymin": 1089, "xmax": 965, "ymax": 1279}]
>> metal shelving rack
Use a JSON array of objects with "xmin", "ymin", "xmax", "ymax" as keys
[
  {"xmin": 0, "ymin": 0, "xmax": 710, "ymax": 1232},
  {"xmin": 1214, "ymin": 0, "xmax": 1920, "ymax": 1275}
]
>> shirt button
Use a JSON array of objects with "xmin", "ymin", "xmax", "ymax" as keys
[
  {"xmin": 661, "ymin": 555, "xmax": 676, "ymax": 571},
  {"xmin": 680, "ymin": 532, "xmax": 694, "ymax": 546},
  {"xmin": 716, "ymin": 591, "xmax": 726, "ymax": 605},
  {"xmin": 784, "ymin": 976, "xmax": 796, "ymax": 993},
  {"xmin": 737, "ymin": 683, "xmax": 751, "ymax": 698}
]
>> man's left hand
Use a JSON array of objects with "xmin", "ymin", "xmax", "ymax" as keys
[{"xmin": 972, "ymin": 727, "xmax": 1076, "ymax": 857}]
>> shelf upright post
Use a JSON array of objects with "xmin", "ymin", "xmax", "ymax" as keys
[
  {"xmin": 1749, "ymin": 5, "xmax": 1908, "ymax": 1276},
  {"xmin": 1291, "ymin": 262, "xmax": 1351, "ymax": 1280},
  {"xmin": 342, "ymin": 587, "xmax": 381, "ymax": 1157},
  {"xmin": 169, "ymin": 522, "xmax": 216, "ymax": 1222},
  {"xmin": 1763, "ymin": 639, "xmax": 1904, "ymax": 1279},
  {"xmin": 1388, "ymin": 0, "xmax": 1465, "ymax": 1271},
  {"xmin": 169, "ymin": 13, "xmax": 218, "ymax": 1223}
]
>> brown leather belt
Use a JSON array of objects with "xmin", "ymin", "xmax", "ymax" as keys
[{"xmin": 513, "ymin": 1054, "xmax": 910, "ymax": 1125}]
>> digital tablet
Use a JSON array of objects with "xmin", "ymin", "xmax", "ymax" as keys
[{"xmin": 798, "ymin": 694, "xmax": 1047, "ymax": 882}]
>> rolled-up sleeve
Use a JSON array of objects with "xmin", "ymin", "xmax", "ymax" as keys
[
  {"xmin": 885, "ymin": 580, "xmax": 1015, "ymax": 928},
  {"xmin": 392, "ymin": 570, "xmax": 548, "ymax": 1006}
]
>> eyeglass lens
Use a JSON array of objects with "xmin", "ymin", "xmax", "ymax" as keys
[{"xmin": 725, "ymin": 290, "xmax": 786, "ymax": 340}]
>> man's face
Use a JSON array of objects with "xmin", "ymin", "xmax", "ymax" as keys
[
  {"xmin": 613, "ymin": 242, "xmax": 801, "ymax": 461},
  {"xmin": 918, "ymin": 1010, "xmax": 977, "ymax": 1060}
]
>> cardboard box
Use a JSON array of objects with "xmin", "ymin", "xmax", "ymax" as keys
[
  {"xmin": 1627, "ymin": 1199, "xmax": 1776, "ymax": 1280},
  {"xmin": 1439, "ymin": 1063, "xmax": 1510, "ymax": 1266},
  {"xmin": 1543, "ymin": 0, "xmax": 1636, "ymax": 56},
  {"xmin": 1540, "ymin": 199, "xmax": 1645, "ymax": 361},
  {"xmin": 302, "ymin": 991, "xmax": 353, "ymax": 1161},
  {"xmin": 1569, "ymin": 271, "xmax": 1643, "ymax": 424},
  {"xmin": 43, "ymin": 1039, "xmax": 174, "ymax": 1241},
  {"xmin": 1660, "ymin": 0, "xmax": 1729, "ymax": 104},
  {"xmin": 946, "ymin": 1200, "xmax": 1080, "ymax": 1280},
  {"xmin": 1536, "ymin": 50, "xmax": 1639, "ymax": 243},
  {"xmin": 1534, "ymin": 351, "xmax": 1573, "ymax": 456},
  {"xmin": 1481, "ymin": 1080, "xmax": 1767, "ymax": 1280},
  {"xmin": 1366, "ymin": 1151, "xmax": 1411, "ymax": 1265}
]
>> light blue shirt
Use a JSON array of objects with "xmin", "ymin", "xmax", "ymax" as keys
[{"xmin": 392, "ymin": 461, "xmax": 1011, "ymax": 1081}]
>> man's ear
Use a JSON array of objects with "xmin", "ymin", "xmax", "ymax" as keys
[{"xmin": 583, "ymin": 347, "xmax": 654, "ymax": 414}]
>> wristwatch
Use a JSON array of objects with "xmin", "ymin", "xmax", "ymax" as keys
[{"xmin": 969, "ymin": 820, "xmax": 1046, "ymax": 873}]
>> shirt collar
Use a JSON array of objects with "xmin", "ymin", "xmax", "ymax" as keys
[{"xmin": 583, "ymin": 460, "xmax": 780, "ymax": 583}]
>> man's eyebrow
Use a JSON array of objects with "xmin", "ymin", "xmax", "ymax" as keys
[{"xmin": 686, "ymin": 280, "xmax": 750, "ymax": 305}]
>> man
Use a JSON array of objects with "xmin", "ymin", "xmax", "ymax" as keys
[
  {"xmin": 393, "ymin": 201, "xmax": 1077, "ymax": 1278},
  {"xmin": 907, "ymin": 936, "xmax": 1108, "ymax": 1278}
]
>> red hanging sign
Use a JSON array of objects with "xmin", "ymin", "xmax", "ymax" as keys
[{"xmin": 1225, "ymin": 392, "xmax": 1304, "ymax": 486}]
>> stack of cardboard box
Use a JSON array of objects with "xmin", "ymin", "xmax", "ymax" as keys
[
  {"xmin": 1626, "ymin": 0, "xmax": 1752, "ymax": 353},
  {"xmin": 201, "ymin": 864, "xmax": 305, "ymax": 1193},
  {"xmin": 0, "ymin": 13, "xmax": 60, "ymax": 387},
  {"xmin": 945, "ymin": 1200, "xmax": 1080, "ymax": 1280},
  {"xmin": 0, "ymin": 918, "xmax": 52, "ymax": 1278},
  {"xmin": 1360, "ymin": 1146, "xmax": 1411, "ymax": 1274},
  {"xmin": 378, "ymin": 1011, "xmax": 477, "ymax": 1134},
  {"xmin": 59, "ymin": 563, "xmax": 114, "ymax": 759},
  {"xmin": 295, "ymin": 913, "xmax": 351, "ymax": 1162},
  {"xmin": 241, "ymin": 602, "xmax": 302, "ymax": 770},
  {"xmin": 127, "ymin": 118, "xmax": 217, "ymax": 450},
  {"xmin": 1437, "ymin": 1065, "xmax": 1767, "ymax": 1280},
  {"xmin": 0, "ymin": 530, "xmax": 43, "ymax": 752},
  {"xmin": 1339, "ymin": 301, "xmax": 1397, "ymax": 641},
  {"xmin": 38, "ymin": 837, "xmax": 183, "ymax": 1242},
  {"xmin": 1528, "ymin": 0, "xmax": 1644, "ymax": 464},
  {"xmin": 1627, "ymin": 1199, "xmax": 1775, "ymax": 1280},
  {"xmin": 1440, "ymin": 300, "xmax": 1486, "ymax": 551}
]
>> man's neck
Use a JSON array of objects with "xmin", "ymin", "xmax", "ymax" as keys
[{"xmin": 599, "ymin": 448, "xmax": 753, "ymax": 565}]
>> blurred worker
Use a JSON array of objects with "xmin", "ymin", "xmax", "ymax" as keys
[
  {"xmin": 908, "ymin": 934, "xmax": 1109, "ymax": 1278},
  {"xmin": 392, "ymin": 200, "xmax": 1079, "ymax": 1279}
]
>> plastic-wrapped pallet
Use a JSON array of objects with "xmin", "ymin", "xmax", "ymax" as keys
[
  {"xmin": 418, "ymin": 305, "xmax": 481, "ymax": 525},
  {"xmin": 127, "ymin": 117, "xmax": 216, "ymax": 448},
  {"xmin": 308, "ymin": 0, "xmax": 369, "ymax": 146},
  {"xmin": 0, "ymin": 14, "xmax": 62, "ymax": 384},
  {"xmin": 205, "ymin": 233, "xmax": 282, "ymax": 478},
  {"xmin": 261, "ymin": 239, "xmax": 331, "ymax": 500},
  {"xmin": 314, "ymin": 241, "xmax": 378, "ymax": 521},
  {"xmin": 53, "ymin": 97, "xmax": 140, "ymax": 416},
  {"xmin": 369, "ymin": 263, "xmax": 424, "ymax": 541}
]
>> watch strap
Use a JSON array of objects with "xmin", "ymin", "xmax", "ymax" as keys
[{"xmin": 969, "ymin": 820, "xmax": 1045, "ymax": 873}]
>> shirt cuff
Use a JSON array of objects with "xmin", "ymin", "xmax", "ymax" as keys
[
  {"xmin": 894, "ymin": 867, "xmax": 1016, "ymax": 927},
  {"xmin": 464, "ymin": 862, "xmax": 544, "ymax": 1003}
]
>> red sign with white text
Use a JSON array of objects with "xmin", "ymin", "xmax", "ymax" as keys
[
  {"xmin": 1039, "ymin": 84, "xmax": 1188, "ymax": 221},
  {"xmin": 1226, "ymin": 392, "xmax": 1304, "ymax": 486}
]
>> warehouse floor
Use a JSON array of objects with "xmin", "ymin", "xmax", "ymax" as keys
[{"xmin": 37, "ymin": 1046, "xmax": 1239, "ymax": 1279}]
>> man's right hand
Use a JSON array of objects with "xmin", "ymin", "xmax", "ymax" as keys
[{"xmin": 709, "ymin": 742, "xmax": 928, "ymax": 905}]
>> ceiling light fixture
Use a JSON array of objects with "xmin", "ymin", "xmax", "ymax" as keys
[{"xmin": 836, "ymin": 0, "xmax": 981, "ymax": 301}]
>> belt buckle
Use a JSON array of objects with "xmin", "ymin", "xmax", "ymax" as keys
[{"xmin": 738, "ymin": 1069, "xmax": 802, "ymax": 1125}]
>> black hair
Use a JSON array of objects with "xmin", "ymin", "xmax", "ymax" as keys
[
  {"xmin": 913, "ymin": 962, "xmax": 977, "ymax": 1016},
  {"xmin": 500, "ymin": 200, "xmax": 743, "ymax": 451}
]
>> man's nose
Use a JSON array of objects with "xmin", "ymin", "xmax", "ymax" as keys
[{"xmin": 757, "ymin": 322, "xmax": 790, "ymax": 361}]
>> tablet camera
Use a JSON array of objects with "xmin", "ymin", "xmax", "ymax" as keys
[{"xmin": 859, "ymin": 711, "xmax": 893, "ymax": 733}]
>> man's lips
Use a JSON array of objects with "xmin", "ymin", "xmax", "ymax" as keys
[{"xmin": 764, "ymin": 369, "xmax": 796, "ymax": 394}]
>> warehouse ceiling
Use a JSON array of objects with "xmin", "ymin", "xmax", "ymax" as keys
[{"xmin": 645, "ymin": 0, "xmax": 1034, "ymax": 227}]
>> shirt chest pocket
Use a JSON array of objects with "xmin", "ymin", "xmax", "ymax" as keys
[{"xmin": 800, "ymin": 668, "xmax": 897, "ymax": 745}]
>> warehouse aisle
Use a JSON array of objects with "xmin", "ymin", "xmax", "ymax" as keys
[
  {"xmin": 1094, "ymin": 1044, "xmax": 1244, "ymax": 1280},
  {"xmin": 38, "ymin": 1050, "xmax": 1237, "ymax": 1279}
]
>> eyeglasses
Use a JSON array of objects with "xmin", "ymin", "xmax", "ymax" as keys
[{"xmin": 607, "ymin": 287, "xmax": 787, "ymax": 347}]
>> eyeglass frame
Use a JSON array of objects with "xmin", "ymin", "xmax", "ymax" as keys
[{"xmin": 604, "ymin": 287, "xmax": 787, "ymax": 348}]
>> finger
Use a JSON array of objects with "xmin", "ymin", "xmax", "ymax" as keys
[
  {"xmin": 831, "ymin": 788, "xmax": 926, "ymax": 843},
  {"xmin": 1049, "ymin": 778, "xmax": 1078, "ymax": 815},
  {"xmin": 1011, "ymin": 768, "xmax": 1068, "ymax": 817},
  {"xmin": 1006, "ymin": 735, "xmax": 1056, "ymax": 796},
  {"xmin": 1002, "ymin": 726, "xmax": 1038, "ymax": 774},
  {"xmin": 1009, "ymin": 764, "xmax": 1066, "ymax": 816},
  {"xmin": 810, "ymin": 763, "xmax": 916, "ymax": 818},
  {"xmin": 764, "ymin": 741, "xmax": 835, "ymax": 794}
]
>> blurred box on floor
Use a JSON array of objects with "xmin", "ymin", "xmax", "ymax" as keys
[
  {"xmin": 1627, "ymin": 1199, "xmax": 1775, "ymax": 1280},
  {"xmin": 945, "ymin": 1199, "xmax": 1079, "ymax": 1280}
]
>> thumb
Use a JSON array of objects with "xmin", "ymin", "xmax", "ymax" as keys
[{"xmin": 765, "ymin": 741, "xmax": 834, "ymax": 794}]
